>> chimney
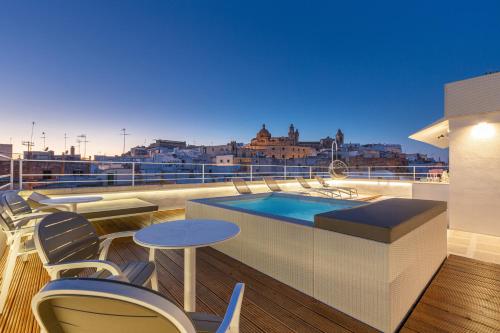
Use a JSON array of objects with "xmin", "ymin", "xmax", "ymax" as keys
[{"xmin": 70, "ymin": 145, "xmax": 75, "ymax": 155}]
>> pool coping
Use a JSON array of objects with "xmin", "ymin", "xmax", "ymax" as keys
[{"xmin": 190, "ymin": 192, "xmax": 365, "ymax": 227}]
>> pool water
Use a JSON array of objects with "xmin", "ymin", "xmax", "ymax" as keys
[{"xmin": 220, "ymin": 195, "xmax": 364, "ymax": 223}]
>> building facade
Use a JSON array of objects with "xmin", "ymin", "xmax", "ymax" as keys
[{"xmin": 245, "ymin": 124, "xmax": 316, "ymax": 159}]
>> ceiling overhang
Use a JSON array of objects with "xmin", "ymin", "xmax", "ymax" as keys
[{"xmin": 409, "ymin": 118, "xmax": 449, "ymax": 148}]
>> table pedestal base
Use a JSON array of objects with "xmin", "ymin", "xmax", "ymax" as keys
[{"xmin": 184, "ymin": 247, "xmax": 196, "ymax": 312}]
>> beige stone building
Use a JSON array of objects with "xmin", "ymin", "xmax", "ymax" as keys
[{"xmin": 245, "ymin": 124, "xmax": 316, "ymax": 159}]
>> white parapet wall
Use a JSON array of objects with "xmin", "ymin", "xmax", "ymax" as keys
[
  {"xmin": 24, "ymin": 178, "xmax": 419, "ymax": 211},
  {"xmin": 186, "ymin": 199, "xmax": 447, "ymax": 333}
]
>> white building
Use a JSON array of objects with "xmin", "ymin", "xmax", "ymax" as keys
[
  {"xmin": 0, "ymin": 144, "xmax": 12, "ymax": 161},
  {"xmin": 410, "ymin": 72, "xmax": 500, "ymax": 236}
]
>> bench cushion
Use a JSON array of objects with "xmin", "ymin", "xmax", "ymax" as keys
[{"xmin": 76, "ymin": 198, "xmax": 158, "ymax": 220}]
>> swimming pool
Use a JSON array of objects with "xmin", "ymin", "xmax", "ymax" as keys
[{"xmin": 218, "ymin": 194, "xmax": 364, "ymax": 223}]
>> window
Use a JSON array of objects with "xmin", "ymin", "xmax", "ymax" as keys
[{"xmin": 42, "ymin": 170, "xmax": 52, "ymax": 180}]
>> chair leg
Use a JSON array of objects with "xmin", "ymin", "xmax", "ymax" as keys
[
  {"xmin": 0, "ymin": 237, "xmax": 21, "ymax": 313},
  {"xmin": 149, "ymin": 249, "xmax": 158, "ymax": 291},
  {"xmin": 150, "ymin": 269, "xmax": 158, "ymax": 291}
]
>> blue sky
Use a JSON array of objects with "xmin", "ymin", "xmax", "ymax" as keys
[{"xmin": 0, "ymin": 1, "xmax": 499, "ymax": 159}]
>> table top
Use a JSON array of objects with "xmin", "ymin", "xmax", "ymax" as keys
[
  {"xmin": 39, "ymin": 196, "xmax": 103, "ymax": 205},
  {"xmin": 133, "ymin": 219, "xmax": 240, "ymax": 249}
]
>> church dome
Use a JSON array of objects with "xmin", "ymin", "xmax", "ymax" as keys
[{"xmin": 257, "ymin": 124, "xmax": 271, "ymax": 139}]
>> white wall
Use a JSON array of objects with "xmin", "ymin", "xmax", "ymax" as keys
[
  {"xmin": 25, "ymin": 178, "xmax": 415, "ymax": 211},
  {"xmin": 446, "ymin": 73, "xmax": 500, "ymax": 236},
  {"xmin": 448, "ymin": 113, "xmax": 500, "ymax": 236},
  {"xmin": 412, "ymin": 183, "xmax": 448, "ymax": 202}
]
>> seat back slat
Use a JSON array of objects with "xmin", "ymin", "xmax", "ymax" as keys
[{"xmin": 36, "ymin": 212, "xmax": 100, "ymax": 266}]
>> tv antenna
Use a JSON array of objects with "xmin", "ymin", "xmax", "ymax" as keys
[
  {"xmin": 40, "ymin": 131, "xmax": 47, "ymax": 150},
  {"xmin": 77, "ymin": 134, "xmax": 89, "ymax": 158},
  {"xmin": 64, "ymin": 133, "xmax": 70, "ymax": 153},
  {"xmin": 120, "ymin": 128, "xmax": 130, "ymax": 155},
  {"xmin": 22, "ymin": 121, "xmax": 36, "ymax": 157}
]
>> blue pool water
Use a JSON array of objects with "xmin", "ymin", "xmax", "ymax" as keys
[{"xmin": 219, "ymin": 195, "xmax": 364, "ymax": 223}]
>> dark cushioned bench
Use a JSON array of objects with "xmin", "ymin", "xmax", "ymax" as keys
[
  {"xmin": 314, "ymin": 198, "xmax": 447, "ymax": 243},
  {"xmin": 75, "ymin": 198, "xmax": 159, "ymax": 221}
]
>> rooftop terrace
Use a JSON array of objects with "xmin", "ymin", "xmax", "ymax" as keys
[{"xmin": 0, "ymin": 209, "xmax": 498, "ymax": 333}]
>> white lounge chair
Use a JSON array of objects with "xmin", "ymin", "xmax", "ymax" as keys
[
  {"xmin": 0, "ymin": 191, "xmax": 65, "ymax": 313},
  {"xmin": 295, "ymin": 177, "xmax": 341, "ymax": 198},
  {"xmin": 262, "ymin": 177, "xmax": 308, "ymax": 195},
  {"xmin": 314, "ymin": 176, "xmax": 358, "ymax": 198},
  {"xmin": 34, "ymin": 211, "xmax": 158, "ymax": 290},
  {"xmin": 32, "ymin": 278, "xmax": 245, "ymax": 333}
]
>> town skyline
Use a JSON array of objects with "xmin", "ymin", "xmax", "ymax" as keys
[{"xmin": 1, "ymin": 121, "xmax": 447, "ymax": 161}]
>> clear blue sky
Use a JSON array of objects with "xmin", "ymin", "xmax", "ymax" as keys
[{"xmin": 1, "ymin": 1, "xmax": 499, "ymax": 159}]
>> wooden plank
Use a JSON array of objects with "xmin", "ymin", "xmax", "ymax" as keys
[
  {"xmin": 1, "ymin": 209, "xmax": 499, "ymax": 333},
  {"xmin": 401, "ymin": 255, "xmax": 500, "ymax": 333}
]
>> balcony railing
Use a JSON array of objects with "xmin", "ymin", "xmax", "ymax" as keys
[{"xmin": 0, "ymin": 156, "xmax": 449, "ymax": 190}]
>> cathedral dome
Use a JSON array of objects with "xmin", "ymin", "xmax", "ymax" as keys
[{"xmin": 257, "ymin": 124, "xmax": 271, "ymax": 139}]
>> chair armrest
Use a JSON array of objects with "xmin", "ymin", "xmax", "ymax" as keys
[
  {"xmin": 216, "ymin": 283, "xmax": 245, "ymax": 333},
  {"xmin": 98, "ymin": 231, "xmax": 136, "ymax": 260},
  {"xmin": 32, "ymin": 205, "xmax": 71, "ymax": 212},
  {"xmin": 6, "ymin": 225, "xmax": 35, "ymax": 238},
  {"xmin": 44, "ymin": 260, "xmax": 126, "ymax": 280},
  {"xmin": 11, "ymin": 212, "xmax": 50, "ymax": 228}
]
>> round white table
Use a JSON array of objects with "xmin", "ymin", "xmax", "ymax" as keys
[
  {"xmin": 133, "ymin": 219, "xmax": 240, "ymax": 312},
  {"xmin": 39, "ymin": 196, "xmax": 103, "ymax": 212}
]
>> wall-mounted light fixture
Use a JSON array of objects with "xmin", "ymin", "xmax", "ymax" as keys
[{"xmin": 471, "ymin": 122, "xmax": 495, "ymax": 139}]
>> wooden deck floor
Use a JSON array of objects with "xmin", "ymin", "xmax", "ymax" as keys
[
  {"xmin": 401, "ymin": 255, "xmax": 500, "ymax": 333},
  {"xmin": 0, "ymin": 210, "xmax": 498, "ymax": 333}
]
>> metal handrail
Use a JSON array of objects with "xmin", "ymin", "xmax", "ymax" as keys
[{"xmin": 4, "ymin": 157, "xmax": 449, "ymax": 190}]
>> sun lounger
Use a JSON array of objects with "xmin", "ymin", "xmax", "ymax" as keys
[
  {"xmin": 232, "ymin": 178, "xmax": 253, "ymax": 194},
  {"xmin": 295, "ymin": 177, "xmax": 341, "ymax": 198},
  {"xmin": 32, "ymin": 278, "xmax": 245, "ymax": 333},
  {"xmin": 263, "ymin": 177, "xmax": 309, "ymax": 195},
  {"xmin": 314, "ymin": 176, "xmax": 358, "ymax": 198}
]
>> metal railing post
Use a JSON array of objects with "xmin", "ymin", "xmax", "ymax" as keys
[
  {"xmin": 283, "ymin": 165, "xmax": 287, "ymax": 180},
  {"xmin": 19, "ymin": 159, "xmax": 23, "ymax": 190},
  {"xmin": 10, "ymin": 159, "xmax": 14, "ymax": 189},
  {"xmin": 250, "ymin": 165, "xmax": 253, "ymax": 181},
  {"xmin": 202, "ymin": 164, "xmax": 205, "ymax": 183},
  {"xmin": 309, "ymin": 166, "xmax": 312, "ymax": 179},
  {"xmin": 368, "ymin": 166, "xmax": 371, "ymax": 180},
  {"xmin": 131, "ymin": 162, "xmax": 135, "ymax": 187},
  {"xmin": 413, "ymin": 166, "xmax": 416, "ymax": 181}
]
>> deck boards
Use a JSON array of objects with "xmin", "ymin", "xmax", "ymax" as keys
[
  {"xmin": 0, "ymin": 209, "xmax": 498, "ymax": 333},
  {"xmin": 401, "ymin": 255, "xmax": 500, "ymax": 333}
]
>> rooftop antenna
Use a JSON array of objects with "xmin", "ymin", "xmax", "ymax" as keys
[
  {"xmin": 77, "ymin": 134, "xmax": 89, "ymax": 159},
  {"xmin": 120, "ymin": 128, "xmax": 130, "ymax": 155},
  {"xmin": 40, "ymin": 131, "xmax": 47, "ymax": 150},
  {"xmin": 64, "ymin": 133, "xmax": 70, "ymax": 153},
  {"xmin": 22, "ymin": 121, "xmax": 36, "ymax": 158}
]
